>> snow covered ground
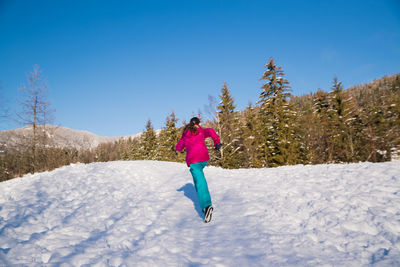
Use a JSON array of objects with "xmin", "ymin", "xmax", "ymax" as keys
[{"xmin": 0, "ymin": 161, "xmax": 399, "ymax": 266}]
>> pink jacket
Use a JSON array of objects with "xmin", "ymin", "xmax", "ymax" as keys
[{"xmin": 176, "ymin": 125, "xmax": 220, "ymax": 166}]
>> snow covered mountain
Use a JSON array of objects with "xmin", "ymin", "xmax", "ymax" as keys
[
  {"xmin": 0, "ymin": 125, "xmax": 140, "ymax": 151},
  {"xmin": 0, "ymin": 161, "xmax": 399, "ymax": 266}
]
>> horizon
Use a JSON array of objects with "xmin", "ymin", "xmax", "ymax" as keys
[
  {"xmin": 0, "ymin": 123, "xmax": 146, "ymax": 137},
  {"xmin": 0, "ymin": 69, "xmax": 398, "ymax": 138},
  {"xmin": 1, "ymin": 0, "xmax": 400, "ymax": 136}
]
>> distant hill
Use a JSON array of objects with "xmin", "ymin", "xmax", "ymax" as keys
[{"xmin": 0, "ymin": 125, "xmax": 140, "ymax": 151}]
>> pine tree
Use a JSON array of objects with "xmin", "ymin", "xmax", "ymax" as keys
[
  {"xmin": 128, "ymin": 137, "xmax": 142, "ymax": 160},
  {"xmin": 312, "ymin": 89, "xmax": 331, "ymax": 163},
  {"xmin": 117, "ymin": 138, "xmax": 131, "ymax": 160},
  {"xmin": 326, "ymin": 76, "xmax": 362, "ymax": 162},
  {"xmin": 291, "ymin": 93, "xmax": 314, "ymax": 164},
  {"xmin": 242, "ymin": 103, "xmax": 262, "ymax": 167},
  {"xmin": 257, "ymin": 58, "xmax": 300, "ymax": 167},
  {"xmin": 158, "ymin": 111, "xmax": 183, "ymax": 162},
  {"xmin": 139, "ymin": 120, "xmax": 158, "ymax": 160},
  {"xmin": 342, "ymin": 91, "xmax": 365, "ymax": 162},
  {"xmin": 386, "ymin": 78, "xmax": 400, "ymax": 160},
  {"xmin": 215, "ymin": 83, "xmax": 244, "ymax": 168},
  {"xmin": 357, "ymin": 75, "xmax": 400, "ymax": 161}
]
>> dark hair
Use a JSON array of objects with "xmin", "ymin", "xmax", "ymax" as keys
[{"xmin": 183, "ymin": 117, "xmax": 201, "ymax": 133}]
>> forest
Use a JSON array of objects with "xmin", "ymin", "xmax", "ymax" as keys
[{"xmin": 1, "ymin": 59, "xmax": 399, "ymax": 181}]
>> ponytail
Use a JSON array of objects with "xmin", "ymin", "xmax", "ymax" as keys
[{"xmin": 183, "ymin": 117, "xmax": 201, "ymax": 134}]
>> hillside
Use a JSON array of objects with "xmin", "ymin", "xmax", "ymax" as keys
[
  {"xmin": 0, "ymin": 161, "xmax": 399, "ymax": 266},
  {"xmin": 0, "ymin": 125, "xmax": 140, "ymax": 151}
]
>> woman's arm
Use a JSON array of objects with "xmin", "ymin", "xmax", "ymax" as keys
[
  {"xmin": 204, "ymin": 128, "xmax": 220, "ymax": 146},
  {"xmin": 176, "ymin": 134, "xmax": 185, "ymax": 152}
]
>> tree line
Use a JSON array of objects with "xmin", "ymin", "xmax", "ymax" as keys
[{"xmin": 1, "ymin": 60, "xmax": 399, "ymax": 181}]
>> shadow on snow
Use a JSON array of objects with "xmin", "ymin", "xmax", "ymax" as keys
[{"xmin": 177, "ymin": 183, "xmax": 203, "ymax": 219}]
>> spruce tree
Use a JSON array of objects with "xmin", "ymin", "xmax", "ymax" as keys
[
  {"xmin": 158, "ymin": 111, "xmax": 183, "ymax": 162},
  {"xmin": 128, "ymin": 137, "xmax": 142, "ymax": 160},
  {"xmin": 118, "ymin": 138, "xmax": 131, "ymax": 160},
  {"xmin": 342, "ymin": 91, "xmax": 364, "ymax": 161},
  {"xmin": 291, "ymin": 93, "xmax": 314, "ymax": 164},
  {"xmin": 326, "ymin": 76, "xmax": 362, "ymax": 162},
  {"xmin": 139, "ymin": 120, "xmax": 158, "ymax": 160},
  {"xmin": 386, "ymin": 79, "xmax": 400, "ymax": 160},
  {"xmin": 311, "ymin": 90, "xmax": 331, "ymax": 163},
  {"xmin": 216, "ymin": 83, "xmax": 244, "ymax": 168},
  {"xmin": 257, "ymin": 58, "xmax": 300, "ymax": 167},
  {"xmin": 358, "ymin": 76, "xmax": 400, "ymax": 161},
  {"xmin": 326, "ymin": 77, "xmax": 342, "ymax": 162},
  {"xmin": 242, "ymin": 103, "xmax": 262, "ymax": 167}
]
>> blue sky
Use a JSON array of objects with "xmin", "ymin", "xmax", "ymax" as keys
[{"xmin": 1, "ymin": 0, "xmax": 399, "ymax": 136}]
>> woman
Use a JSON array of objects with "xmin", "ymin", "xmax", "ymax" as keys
[{"xmin": 176, "ymin": 117, "xmax": 221, "ymax": 223}]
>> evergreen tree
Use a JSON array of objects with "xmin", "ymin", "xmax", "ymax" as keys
[
  {"xmin": 242, "ymin": 103, "xmax": 262, "ymax": 167},
  {"xmin": 215, "ymin": 83, "xmax": 244, "ymax": 168},
  {"xmin": 386, "ymin": 78, "xmax": 400, "ymax": 160},
  {"xmin": 257, "ymin": 58, "xmax": 300, "ymax": 167},
  {"xmin": 158, "ymin": 111, "xmax": 183, "ymax": 162},
  {"xmin": 312, "ymin": 89, "xmax": 331, "ymax": 163},
  {"xmin": 291, "ymin": 93, "xmax": 314, "ymax": 164},
  {"xmin": 217, "ymin": 83, "xmax": 243, "ymax": 168},
  {"xmin": 128, "ymin": 137, "xmax": 142, "ymax": 160},
  {"xmin": 139, "ymin": 120, "xmax": 158, "ymax": 160},
  {"xmin": 357, "ymin": 75, "xmax": 400, "ymax": 161},
  {"xmin": 326, "ymin": 76, "xmax": 345, "ymax": 162},
  {"xmin": 326, "ymin": 76, "xmax": 362, "ymax": 162},
  {"xmin": 117, "ymin": 138, "xmax": 131, "ymax": 160},
  {"xmin": 342, "ymin": 91, "xmax": 365, "ymax": 161}
]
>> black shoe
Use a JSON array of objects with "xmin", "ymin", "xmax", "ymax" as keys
[{"xmin": 204, "ymin": 206, "xmax": 213, "ymax": 223}]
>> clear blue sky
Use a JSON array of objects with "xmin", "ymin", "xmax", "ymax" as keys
[{"xmin": 1, "ymin": 0, "xmax": 399, "ymax": 136}]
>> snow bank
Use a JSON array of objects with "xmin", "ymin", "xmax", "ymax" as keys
[{"xmin": 0, "ymin": 161, "xmax": 399, "ymax": 266}]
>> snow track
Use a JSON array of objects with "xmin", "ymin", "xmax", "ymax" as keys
[{"xmin": 0, "ymin": 161, "xmax": 399, "ymax": 266}]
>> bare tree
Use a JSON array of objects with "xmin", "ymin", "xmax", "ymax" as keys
[
  {"xmin": 16, "ymin": 65, "xmax": 55, "ymax": 171},
  {"xmin": 203, "ymin": 94, "xmax": 218, "ymax": 123}
]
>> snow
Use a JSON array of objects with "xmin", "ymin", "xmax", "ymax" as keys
[{"xmin": 0, "ymin": 161, "xmax": 400, "ymax": 266}]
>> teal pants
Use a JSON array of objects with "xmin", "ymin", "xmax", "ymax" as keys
[{"xmin": 189, "ymin": 161, "xmax": 212, "ymax": 211}]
